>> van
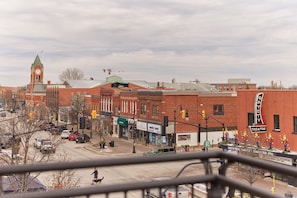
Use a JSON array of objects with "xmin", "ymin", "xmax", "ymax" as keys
[{"xmin": 143, "ymin": 146, "xmax": 176, "ymax": 156}]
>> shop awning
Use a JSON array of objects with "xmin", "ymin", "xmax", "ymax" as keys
[{"xmin": 117, "ymin": 117, "xmax": 128, "ymax": 127}]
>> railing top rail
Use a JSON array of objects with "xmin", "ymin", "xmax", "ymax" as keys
[
  {"xmin": 221, "ymin": 151, "xmax": 297, "ymax": 178},
  {"xmin": 1, "ymin": 150, "xmax": 296, "ymax": 198},
  {"xmin": 2, "ymin": 150, "xmax": 297, "ymax": 178},
  {"xmin": 0, "ymin": 151, "xmax": 221, "ymax": 176},
  {"xmin": 1, "ymin": 175, "xmax": 217, "ymax": 198}
]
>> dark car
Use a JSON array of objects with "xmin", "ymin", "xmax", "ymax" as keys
[
  {"xmin": 57, "ymin": 125, "xmax": 67, "ymax": 132},
  {"xmin": 75, "ymin": 134, "xmax": 90, "ymax": 143},
  {"xmin": 50, "ymin": 127, "xmax": 60, "ymax": 135},
  {"xmin": 42, "ymin": 122, "xmax": 55, "ymax": 131}
]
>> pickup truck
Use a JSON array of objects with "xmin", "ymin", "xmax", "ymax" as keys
[{"xmin": 40, "ymin": 140, "xmax": 56, "ymax": 154}]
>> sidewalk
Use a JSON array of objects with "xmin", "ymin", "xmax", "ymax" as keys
[{"xmin": 86, "ymin": 134, "xmax": 152, "ymax": 155}]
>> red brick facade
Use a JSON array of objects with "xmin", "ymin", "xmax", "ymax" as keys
[
  {"xmin": 114, "ymin": 89, "xmax": 237, "ymax": 149},
  {"xmin": 237, "ymin": 90, "xmax": 297, "ymax": 152}
]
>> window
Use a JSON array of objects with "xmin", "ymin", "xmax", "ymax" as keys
[
  {"xmin": 130, "ymin": 101, "xmax": 136, "ymax": 114},
  {"xmin": 274, "ymin": 114, "xmax": 280, "ymax": 131},
  {"xmin": 140, "ymin": 104, "xmax": 147, "ymax": 115},
  {"xmin": 213, "ymin": 105, "xmax": 224, "ymax": 115},
  {"xmin": 152, "ymin": 105, "xmax": 159, "ymax": 117},
  {"xmin": 248, "ymin": 113, "xmax": 254, "ymax": 126},
  {"xmin": 293, "ymin": 116, "xmax": 297, "ymax": 133}
]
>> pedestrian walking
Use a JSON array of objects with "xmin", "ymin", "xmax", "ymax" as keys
[{"xmin": 91, "ymin": 167, "xmax": 104, "ymax": 185}]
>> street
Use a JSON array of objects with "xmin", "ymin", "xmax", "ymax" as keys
[
  {"xmin": 34, "ymin": 132, "xmax": 201, "ymax": 198},
  {"xmin": 28, "ymin": 131, "xmax": 297, "ymax": 198}
]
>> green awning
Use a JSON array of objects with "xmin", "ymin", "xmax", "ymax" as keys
[{"xmin": 117, "ymin": 117, "xmax": 128, "ymax": 127}]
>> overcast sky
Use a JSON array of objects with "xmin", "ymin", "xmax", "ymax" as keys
[{"xmin": 1, "ymin": 0, "xmax": 297, "ymax": 87}]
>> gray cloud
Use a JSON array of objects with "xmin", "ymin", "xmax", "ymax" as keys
[{"xmin": 1, "ymin": 0, "xmax": 297, "ymax": 87}]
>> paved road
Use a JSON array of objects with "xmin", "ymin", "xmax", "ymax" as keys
[{"xmin": 33, "ymin": 130, "xmax": 297, "ymax": 197}]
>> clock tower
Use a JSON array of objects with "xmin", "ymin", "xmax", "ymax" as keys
[
  {"xmin": 30, "ymin": 54, "xmax": 44, "ymax": 85},
  {"xmin": 26, "ymin": 54, "xmax": 47, "ymax": 107}
]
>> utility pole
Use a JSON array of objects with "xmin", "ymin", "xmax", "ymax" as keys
[{"xmin": 132, "ymin": 112, "xmax": 136, "ymax": 153}]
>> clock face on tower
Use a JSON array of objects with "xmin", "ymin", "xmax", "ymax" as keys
[{"xmin": 35, "ymin": 69, "xmax": 41, "ymax": 75}]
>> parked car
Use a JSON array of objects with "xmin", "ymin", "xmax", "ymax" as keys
[
  {"xmin": 0, "ymin": 133, "xmax": 13, "ymax": 149},
  {"xmin": 50, "ymin": 127, "xmax": 60, "ymax": 135},
  {"xmin": 34, "ymin": 137, "xmax": 49, "ymax": 149},
  {"xmin": 42, "ymin": 122, "xmax": 55, "ymax": 131},
  {"xmin": 2, "ymin": 175, "xmax": 47, "ymax": 193},
  {"xmin": 60, "ymin": 130, "xmax": 72, "ymax": 139},
  {"xmin": 40, "ymin": 140, "xmax": 56, "ymax": 154},
  {"xmin": 75, "ymin": 134, "xmax": 90, "ymax": 143},
  {"xmin": 57, "ymin": 125, "xmax": 67, "ymax": 132},
  {"xmin": 68, "ymin": 131, "xmax": 79, "ymax": 141}
]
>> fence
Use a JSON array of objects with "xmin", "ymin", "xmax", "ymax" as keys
[{"xmin": 0, "ymin": 150, "xmax": 296, "ymax": 198}]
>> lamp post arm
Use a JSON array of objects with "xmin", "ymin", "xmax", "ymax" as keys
[
  {"xmin": 206, "ymin": 114, "xmax": 226, "ymax": 142},
  {"xmin": 207, "ymin": 114, "xmax": 224, "ymax": 125}
]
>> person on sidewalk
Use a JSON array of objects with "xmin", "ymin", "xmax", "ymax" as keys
[{"xmin": 91, "ymin": 167, "xmax": 104, "ymax": 185}]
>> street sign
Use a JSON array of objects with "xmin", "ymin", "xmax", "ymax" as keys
[{"xmin": 204, "ymin": 140, "xmax": 211, "ymax": 148}]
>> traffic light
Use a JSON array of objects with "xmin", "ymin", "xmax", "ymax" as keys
[
  {"xmin": 79, "ymin": 117, "xmax": 86, "ymax": 129},
  {"xmin": 162, "ymin": 116, "xmax": 168, "ymax": 136},
  {"xmin": 91, "ymin": 110, "xmax": 97, "ymax": 119},
  {"xmin": 29, "ymin": 111, "xmax": 34, "ymax": 120},
  {"xmin": 181, "ymin": 110, "xmax": 186, "ymax": 119},
  {"xmin": 163, "ymin": 116, "xmax": 168, "ymax": 127},
  {"xmin": 201, "ymin": 110, "xmax": 206, "ymax": 119}
]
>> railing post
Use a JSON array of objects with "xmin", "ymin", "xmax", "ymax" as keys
[{"xmin": 208, "ymin": 182, "xmax": 224, "ymax": 198}]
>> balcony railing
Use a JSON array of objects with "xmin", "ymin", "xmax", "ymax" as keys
[{"xmin": 0, "ymin": 150, "xmax": 296, "ymax": 198}]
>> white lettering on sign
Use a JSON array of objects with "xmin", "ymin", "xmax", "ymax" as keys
[
  {"xmin": 249, "ymin": 125, "xmax": 267, "ymax": 132},
  {"xmin": 254, "ymin": 93, "xmax": 264, "ymax": 125},
  {"xmin": 147, "ymin": 123, "xmax": 162, "ymax": 134}
]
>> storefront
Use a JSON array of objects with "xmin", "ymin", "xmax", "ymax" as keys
[
  {"xmin": 147, "ymin": 122, "xmax": 163, "ymax": 145},
  {"xmin": 136, "ymin": 120, "xmax": 148, "ymax": 144},
  {"xmin": 117, "ymin": 117, "xmax": 129, "ymax": 139}
]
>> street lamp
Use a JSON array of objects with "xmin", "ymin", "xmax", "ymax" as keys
[
  {"xmin": 202, "ymin": 110, "xmax": 210, "ymax": 151},
  {"xmin": 200, "ymin": 109, "xmax": 225, "ymax": 151},
  {"xmin": 132, "ymin": 111, "xmax": 136, "ymax": 154},
  {"xmin": 173, "ymin": 105, "xmax": 189, "ymax": 151}
]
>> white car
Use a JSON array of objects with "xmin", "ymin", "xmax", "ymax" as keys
[
  {"xmin": 34, "ymin": 137, "xmax": 48, "ymax": 149},
  {"xmin": 60, "ymin": 130, "xmax": 71, "ymax": 139}
]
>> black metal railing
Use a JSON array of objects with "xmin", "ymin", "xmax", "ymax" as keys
[{"xmin": 0, "ymin": 150, "xmax": 296, "ymax": 198}]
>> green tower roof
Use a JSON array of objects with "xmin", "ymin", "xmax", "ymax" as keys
[{"xmin": 31, "ymin": 54, "xmax": 43, "ymax": 69}]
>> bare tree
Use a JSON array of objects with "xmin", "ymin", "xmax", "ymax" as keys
[
  {"xmin": 59, "ymin": 68, "xmax": 84, "ymax": 82},
  {"xmin": 46, "ymin": 152, "xmax": 80, "ymax": 190},
  {"xmin": 238, "ymin": 150, "xmax": 259, "ymax": 186},
  {"xmin": 0, "ymin": 108, "xmax": 61, "ymax": 193},
  {"xmin": 70, "ymin": 93, "xmax": 85, "ymax": 131}
]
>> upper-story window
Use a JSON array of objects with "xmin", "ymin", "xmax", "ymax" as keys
[
  {"xmin": 152, "ymin": 105, "xmax": 159, "ymax": 117},
  {"xmin": 130, "ymin": 100, "xmax": 137, "ymax": 115},
  {"xmin": 274, "ymin": 114, "xmax": 280, "ymax": 131},
  {"xmin": 121, "ymin": 100, "xmax": 128, "ymax": 113},
  {"xmin": 213, "ymin": 104, "xmax": 224, "ymax": 115},
  {"xmin": 140, "ymin": 104, "xmax": 147, "ymax": 115},
  {"xmin": 293, "ymin": 116, "xmax": 297, "ymax": 133},
  {"xmin": 248, "ymin": 113, "xmax": 254, "ymax": 126}
]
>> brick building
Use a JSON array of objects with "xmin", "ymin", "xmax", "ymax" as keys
[
  {"xmin": 212, "ymin": 78, "xmax": 256, "ymax": 92},
  {"xmin": 114, "ymin": 89, "xmax": 237, "ymax": 150},
  {"xmin": 237, "ymin": 90, "xmax": 297, "ymax": 152}
]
